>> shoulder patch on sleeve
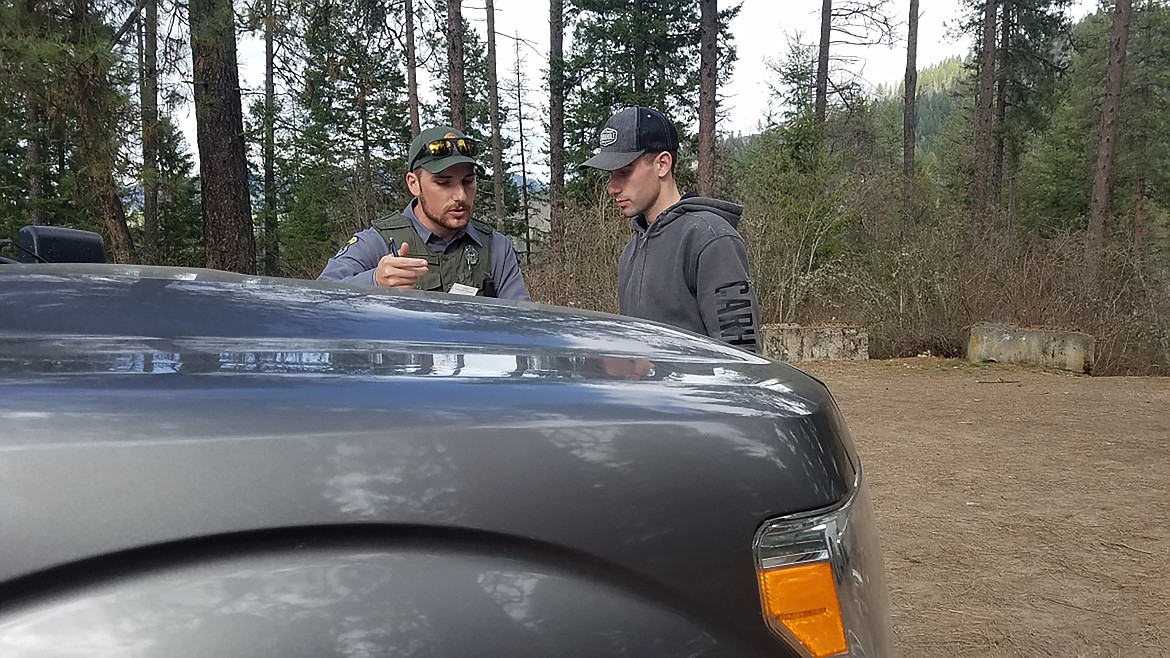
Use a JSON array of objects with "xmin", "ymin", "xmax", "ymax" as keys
[{"xmin": 335, "ymin": 235, "xmax": 359, "ymax": 258}]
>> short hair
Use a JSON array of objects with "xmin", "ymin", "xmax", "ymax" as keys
[{"xmin": 641, "ymin": 150, "xmax": 677, "ymax": 176}]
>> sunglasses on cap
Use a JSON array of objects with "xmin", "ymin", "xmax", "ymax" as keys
[{"xmin": 410, "ymin": 137, "xmax": 478, "ymax": 169}]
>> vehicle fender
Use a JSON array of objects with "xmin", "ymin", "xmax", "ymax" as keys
[{"xmin": 0, "ymin": 529, "xmax": 764, "ymax": 657}]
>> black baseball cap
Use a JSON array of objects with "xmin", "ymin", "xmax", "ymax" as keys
[{"xmin": 581, "ymin": 106, "xmax": 680, "ymax": 171}]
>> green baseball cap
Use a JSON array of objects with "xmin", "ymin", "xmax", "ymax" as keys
[{"xmin": 407, "ymin": 125, "xmax": 479, "ymax": 173}]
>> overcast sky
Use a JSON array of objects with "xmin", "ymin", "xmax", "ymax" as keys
[
  {"xmin": 178, "ymin": 0, "xmax": 1095, "ymax": 173},
  {"xmin": 477, "ymin": 0, "xmax": 1095, "ymax": 135}
]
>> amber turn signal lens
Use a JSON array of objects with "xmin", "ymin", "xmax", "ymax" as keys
[{"xmin": 758, "ymin": 561, "xmax": 847, "ymax": 657}]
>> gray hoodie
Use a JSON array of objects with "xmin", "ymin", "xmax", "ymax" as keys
[{"xmin": 618, "ymin": 195, "xmax": 761, "ymax": 353}]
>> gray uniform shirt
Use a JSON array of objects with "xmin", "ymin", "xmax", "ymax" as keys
[
  {"xmin": 619, "ymin": 194, "xmax": 761, "ymax": 353},
  {"xmin": 317, "ymin": 201, "xmax": 529, "ymax": 301}
]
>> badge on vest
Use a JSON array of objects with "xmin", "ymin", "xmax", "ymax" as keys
[{"xmin": 464, "ymin": 244, "xmax": 479, "ymax": 269}]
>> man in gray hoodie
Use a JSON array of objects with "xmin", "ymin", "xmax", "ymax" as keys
[{"xmin": 582, "ymin": 106, "xmax": 761, "ymax": 353}]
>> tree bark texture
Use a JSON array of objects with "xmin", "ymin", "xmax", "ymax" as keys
[
  {"xmin": 1087, "ymin": 0, "xmax": 1132, "ymax": 263},
  {"xmin": 190, "ymin": 0, "xmax": 255, "ymax": 273},
  {"xmin": 632, "ymin": 0, "xmax": 646, "ymax": 96},
  {"xmin": 992, "ymin": 0, "xmax": 1010, "ymax": 207},
  {"xmin": 359, "ymin": 81, "xmax": 373, "ymax": 223},
  {"xmin": 548, "ymin": 0, "xmax": 565, "ymax": 257},
  {"xmin": 405, "ymin": 0, "xmax": 420, "ymax": 137},
  {"xmin": 263, "ymin": 0, "xmax": 277, "ymax": 275},
  {"xmin": 22, "ymin": 0, "xmax": 43, "ymax": 225},
  {"xmin": 1133, "ymin": 161, "xmax": 1146, "ymax": 258},
  {"xmin": 446, "ymin": 0, "xmax": 466, "ymax": 130},
  {"xmin": 515, "ymin": 38, "xmax": 530, "ymax": 264},
  {"xmin": 697, "ymin": 0, "xmax": 717, "ymax": 197},
  {"xmin": 74, "ymin": 74, "xmax": 137, "ymax": 263},
  {"xmin": 815, "ymin": 0, "xmax": 832, "ymax": 122},
  {"xmin": 24, "ymin": 100, "xmax": 43, "ymax": 226},
  {"xmin": 69, "ymin": 0, "xmax": 137, "ymax": 263},
  {"xmin": 142, "ymin": 0, "xmax": 159, "ymax": 262},
  {"xmin": 902, "ymin": 0, "xmax": 918, "ymax": 232},
  {"xmin": 485, "ymin": 0, "xmax": 505, "ymax": 229},
  {"xmin": 971, "ymin": 0, "xmax": 999, "ymax": 247}
]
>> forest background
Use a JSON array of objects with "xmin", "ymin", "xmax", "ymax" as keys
[{"xmin": 1, "ymin": 0, "xmax": 1167, "ymax": 374}]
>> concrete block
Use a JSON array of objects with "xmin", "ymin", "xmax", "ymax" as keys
[
  {"xmin": 761, "ymin": 324, "xmax": 869, "ymax": 362},
  {"xmin": 966, "ymin": 323, "xmax": 1095, "ymax": 373}
]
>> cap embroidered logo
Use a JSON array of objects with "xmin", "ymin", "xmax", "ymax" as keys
[{"xmin": 600, "ymin": 127, "xmax": 618, "ymax": 147}]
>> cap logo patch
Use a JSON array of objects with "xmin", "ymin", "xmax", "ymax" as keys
[{"xmin": 600, "ymin": 127, "xmax": 618, "ymax": 147}]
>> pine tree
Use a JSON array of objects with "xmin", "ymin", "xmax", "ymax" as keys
[
  {"xmin": 446, "ymin": 0, "xmax": 466, "ymax": 130},
  {"xmin": 153, "ymin": 117, "xmax": 204, "ymax": 267},
  {"xmin": 903, "ymin": 0, "xmax": 919, "ymax": 230},
  {"xmin": 972, "ymin": 0, "xmax": 999, "ymax": 246},
  {"xmin": 1014, "ymin": 1, "xmax": 1169, "ymax": 254},
  {"xmin": 190, "ymin": 0, "xmax": 253, "ymax": 272},
  {"xmin": 563, "ymin": 0, "xmax": 712, "ymax": 169},
  {"xmin": 960, "ymin": 0, "xmax": 1075, "ymax": 230},
  {"xmin": 1087, "ymin": 0, "xmax": 1133, "ymax": 265},
  {"xmin": 270, "ymin": 0, "xmax": 412, "ymax": 276},
  {"xmin": 0, "ymin": 0, "xmax": 142, "ymax": 258},
  {"xmin": 697, "ymin": 0, "xmax": 717, "ymax": 196},
  {"xmin": 485, "ymin": 0, "xmax": 505, "ymax": 228},
  {"xmin": 548, "ymin": 0, "xmax": 566, "ymax": 256}
]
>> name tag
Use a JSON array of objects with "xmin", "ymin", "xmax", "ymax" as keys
[{"xmin": 448, "ymin": 283, "xmax": 479, "ymax": 296}]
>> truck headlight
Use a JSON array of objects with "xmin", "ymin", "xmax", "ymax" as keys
[{"xmin": 754, "ymin": 473, "xmax": 893, "ymax": 657}]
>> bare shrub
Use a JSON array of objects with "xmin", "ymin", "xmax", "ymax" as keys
[
  {"xmin": 524, "ymin": 183, "xmax": 628, "ymax": 312},
  {"xmin": 735, "ymin": 125, "xmax": 857, "ymax": 324},
  {"xmin": 818, "ymin": 220, "xmax": 1170, "ymax": 375}
]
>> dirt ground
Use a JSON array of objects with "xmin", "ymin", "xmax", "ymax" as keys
[{"xmin": 799, "ymin": 358, "xmax": 1170, "ymax": 658}]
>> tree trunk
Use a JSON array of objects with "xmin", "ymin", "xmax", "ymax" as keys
[
  {"xmin": 992, "ymin": 0, "xmax": 1010, "ymax": 208},
  {"xmin": 902, "ymin": 0, "xmax": 918, "ymax": 233},
  {"xmin": 263, "ymin": 0, "xmax": 277, "ymax": 275},
  {"xmin": 190, "ymin": 0, "xmax": 255, "ymax": 273},
  {"xmin": 697, "ymin": 0, "xmax": 717, "ymax": 197},
  {"xmin": 515, "ymin": 38, "xmax": 530, "ymax": 264},
  {"xmin": 24, "ymin": 101, "xmax": 43, "ymax": 226},
  {"xmin": 75, "ymin": 81, "xmax": 138, "ymax": 263},
  {"xmin": 141, "ymin": 0, "xmax": 159, "ymax": 262},
  {"xmin": 1086, "ymin": 0, "xmax": 1132, "ymax": 265},
  {"xmin": 485, "ymin": 0, "xmax": 504, "ymax": 229},
  {"xmin": 971, "ymin": 0, "xmax": 998, "ymax": 248},
  {"xmin": 446, "ymin": 0, "xmax": 466, "ymax": 130},
  {"xmin": 70, "ymin": 0, "xmax": 137, "ymax": 262},
  {"xmin": 548, "ymin": 0, "xmax": 565, "ymax": 258},
  {"xmin": 633, "ymin": 0, "xmax": 646, "ymax": 96},
  {"xmin": 815, "ymin": 0, "xmax": 831, "ymax": 122},
  {"xmin": 1133, "ymin": 163, "xmax": 1146, "ymax": 259},
  {"xmin": 22, "ymin": 0, "xmax": 43, "ymax": 225},
  {"xmin": 359, "ymin": 76, "xmax": 373, "ymax": 223},
  {"xmin": 404, "ymin": 0, "xmax": 420, "ymax": 137},
  {"xmin": 78, "ymin": 109, "xmax": 137, "ymax": 262}
]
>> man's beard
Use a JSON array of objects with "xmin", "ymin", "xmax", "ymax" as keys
[{"xmin": 418, "ymin": 194, "xmax": 470, "ymax": 235}]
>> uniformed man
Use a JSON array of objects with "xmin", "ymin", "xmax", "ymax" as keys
[{"xmin": 318, "ymin": 125, "xmax": 529, "ymax": 300}]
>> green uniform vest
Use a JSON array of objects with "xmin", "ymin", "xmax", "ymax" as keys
[{"xmin": 372, "ymin": 213, "xmax": 494, "ymax": 295}]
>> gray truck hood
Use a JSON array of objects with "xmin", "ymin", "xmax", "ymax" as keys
[{"xmin": 0, "ymin": 265, "xmax": 858, "ymax": 656}]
